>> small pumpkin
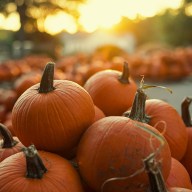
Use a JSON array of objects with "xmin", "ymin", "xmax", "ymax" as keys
[
  {"xmin": 84, "ymin": 62, "xmax": 137, "ymax": 116},
  {"xmin": 0, "ymin": 144, "xmax": 84, "ymax": 192},
  {"xmin": 12, "ymin": 62, "xmax": 95, "ymax": 158},
  {"xmin": 93, "ymin": 105, "xmax": 105, "ymax": 123},
  {"xmin": 0, "ymin": 123, "xmax": 24, "ymax": 162}
]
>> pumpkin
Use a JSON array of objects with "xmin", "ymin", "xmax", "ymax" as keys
[
  {"xmin": 84, "ymin": 62, "xmax": 137, "ymax": 116},
  {"xmin": 93, "ymin": 105, "xmax": 105, "ymax": 123},
  {"xmin": 0, "ymin": 88, "xmax": 18, "ymax": 112},
  {"xmin": 124, "ymin": 79, "xmax": 187, "ymax": 160},
  {"xmin": 166, "ymin": 157, "xmax": 192, "ymax": 190},
  {"xmin": 0, "ymin": 144, "xmax": 84, "ymax": 192},
  {"xmin": 0, "ymin": 123, "xmax": 24, "ymax": 162},
  {"xmin": 180, "ymin": 97, "xmax": 192, "ymax": 180},
  {"xmin": 83, "ymin": 60, "xmax": 109, "ymax": 83},
  {"xmin": 12, "ymin": 62, "xmax": 95, "ymax": 158},
  {"xmin": 76, "ymin": 86, "xmax": 172, "ymax": 192},
  {"xmin": 145, "ymin": 99, "xmax": 188, "ymax": 160},
  {"xmin": 143, "ymin": 154, "xmax": 192, "ymax": 192},
  {"xmin": 13, "ymin": 71, "xmax": 42, "ymax": 97}
]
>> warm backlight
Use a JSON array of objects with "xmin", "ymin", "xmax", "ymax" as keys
[{"xmin": 0, "ymin": 0, "xmax": 182, "ymax": 35}]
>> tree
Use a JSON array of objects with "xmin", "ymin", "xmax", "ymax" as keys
[{"xmin": 0, "ymin": 0, "xmax": 85, "ymax": 57}]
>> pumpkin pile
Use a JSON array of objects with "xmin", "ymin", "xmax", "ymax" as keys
[{"xmin": 0, "ymin": 58, "xmax": 192, "ymax": 192}]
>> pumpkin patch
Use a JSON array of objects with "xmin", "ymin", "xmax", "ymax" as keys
[{"xmin": 0, "ymin": 50, "xmax": 191, "ymax": 191}]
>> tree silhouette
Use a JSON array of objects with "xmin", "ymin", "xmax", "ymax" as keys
[{"xmin": 0, "ymin": 0, "xmax": 85, "ymax": 57}]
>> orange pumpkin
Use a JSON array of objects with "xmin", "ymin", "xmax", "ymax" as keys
[
  {"xmin": 84, "ymin": 62, "xmax": 137, "ymax": 116},
  {"xmin": 93, "ymin": 105, "xmax": 105, "ymax": 123},
  {"xmin": 0, "ymin": 145, "xmax": 84, "ymax": 192},
  {"xmin": 77, "ymin": 84, "xmax": 172, "ymax": 192},
  {"xmin": 12, "ymin": 62, "xmax": 95, "ymax": 158},
  {"xmin": 166, "ymin": 157, "xmax": 192, "ymax": 190},
  {"xmin": 145, "ymin": 99, "xmax": 188, "ymax": 160},
  {"xmin": 77, "ymin": 116, "xmax": 171, "ymax": 192},
  {"xmin": 0, "ymin": 123, "xmax": 24, "ymax": 162},
  {"xmin": 144, "ymin": 154, "xmax": 192, "ymax": 192},
  {"xmin": 124, "ymin": 80, "xmax": 188, "ymax": 161}
]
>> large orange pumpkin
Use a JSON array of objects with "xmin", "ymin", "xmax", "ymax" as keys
[
  {"xmin": 84, "ymin": 62, "xmax": 137, "ymax": 116},
  {"xmin": 124, "ymin": 82, "xmax": 188, "ymax": 160},
  {"xmin": 12, "ymin": 62, "xmax": 95, "ymax": 158},
  {"xmin": 76, "ymin": 91, "xmax": 172, "ymax": 192},
  {"xmin": 0, "ymin": 145, "xmax": 84, "ymax": 192},
  {"xmin": 77, "ymin": 116, "xmax": 171, "ymax": 192}
]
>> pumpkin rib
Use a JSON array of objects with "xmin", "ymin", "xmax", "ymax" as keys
[{"xmin": 51, "ymin": 92, "xmax": 73, "ymax": 139}]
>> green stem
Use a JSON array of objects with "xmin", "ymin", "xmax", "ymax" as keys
[
  {"xmin": 181, "ymin": 97, "xmax": 192, "ymax": 127},
  {"xmin": 143, "ymin": 154, "xmax": 168, "ymax": 192},
  {"xmin": 118, "ymin": 62, "xmax": 130, "ymax": 84},
  {"xmin": 38, "ymin": 62, "xmax": 55, "ymax": 93},
  {"xmin": 0, "ymin": 123, "xmax": 18, "ymax": 148},
  {"xmin": 22, "ymin": 145, "xmax": 47, "ymax": 179}
]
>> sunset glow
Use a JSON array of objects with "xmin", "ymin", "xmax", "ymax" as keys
[
  {"xmin": 0, "ymin": 0, "xmax": 183, "ymax": 35},
  {"xmin": 78, "ymin": 0, "xmax": 182, "ymax": 32},
  {"xmin": 44, "ymin": 12, "xmax": 77, "ymax": 35},
  {"xmin": 0, "ymin": 12, "xmax": 20, "ymax": 31}
]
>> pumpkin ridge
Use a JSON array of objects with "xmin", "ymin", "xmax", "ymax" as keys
[{"xmin": 12, "ymin": 92, "xmax": 39, "ymax": 141}]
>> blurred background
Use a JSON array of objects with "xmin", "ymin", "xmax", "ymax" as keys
[{"xmin": 0, "ymin": 0, "xmax": 192, "ymax": 117}]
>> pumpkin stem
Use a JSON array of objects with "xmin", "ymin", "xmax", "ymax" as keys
[
  {"xmin": 0, "ymin": 123, "xmax": 18, "ymax": 148},
  {"xmin": 143, "ymin": 154, "xmax": 168, "ymax": 192},
  {"xmin": 181, "ymin": 97, "xmax": 192, "ymax": 127},
  {"xmin": 123, "ymin": 76, "xmax": 172, "ymax": 123},
  {"xmin": 118, "ymin": 62, "xmax": 130, "ymax": 84},
  {"xmin": 125, "ymin": 87, "xmax": 150, "ymax": 123},
  {"xmin": 22, "ymin": 145, "xmax": 47, "ymax": 179},
  {"xmin": 38, "ymin": 62, "xmax": 55, "ymax": 93}
]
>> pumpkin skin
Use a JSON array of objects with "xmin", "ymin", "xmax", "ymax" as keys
[
  {"xmin": 166, "ymin": 157, "xmax": 192, "ymax": 190},
  {"xmin": 0, "ymin": 147, "xmax": 84, "ymax": 192},
  {"xmin": 93, "ymin": 105, "xmax": 105, "ymax": 123},
  {"xmin": 84, "ymin": 63, "xmax": 137, "ymax": 116},
  {"xmin": 76, "ymin": 116, "xmax": 171, "ymax": 192},
  {"xmin": 145, "ymin": 99, "xmax": 188, "ymax": 160},
  {"xmin": 12, "ymin": 63, "xmax": 95, "ymax": 158}
]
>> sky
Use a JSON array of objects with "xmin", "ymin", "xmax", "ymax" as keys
[{"xmin": 0, "ymin": 0, "xmax": 183, "ymax": 35}]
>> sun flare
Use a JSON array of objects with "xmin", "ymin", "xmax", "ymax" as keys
[
  {"xmin": 78, "ymin": 0, "xmax": 182, "ymax": 32},
  {"xmin": 0, "ymin": 0, "xmax": 183, "ymax": 35}
]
